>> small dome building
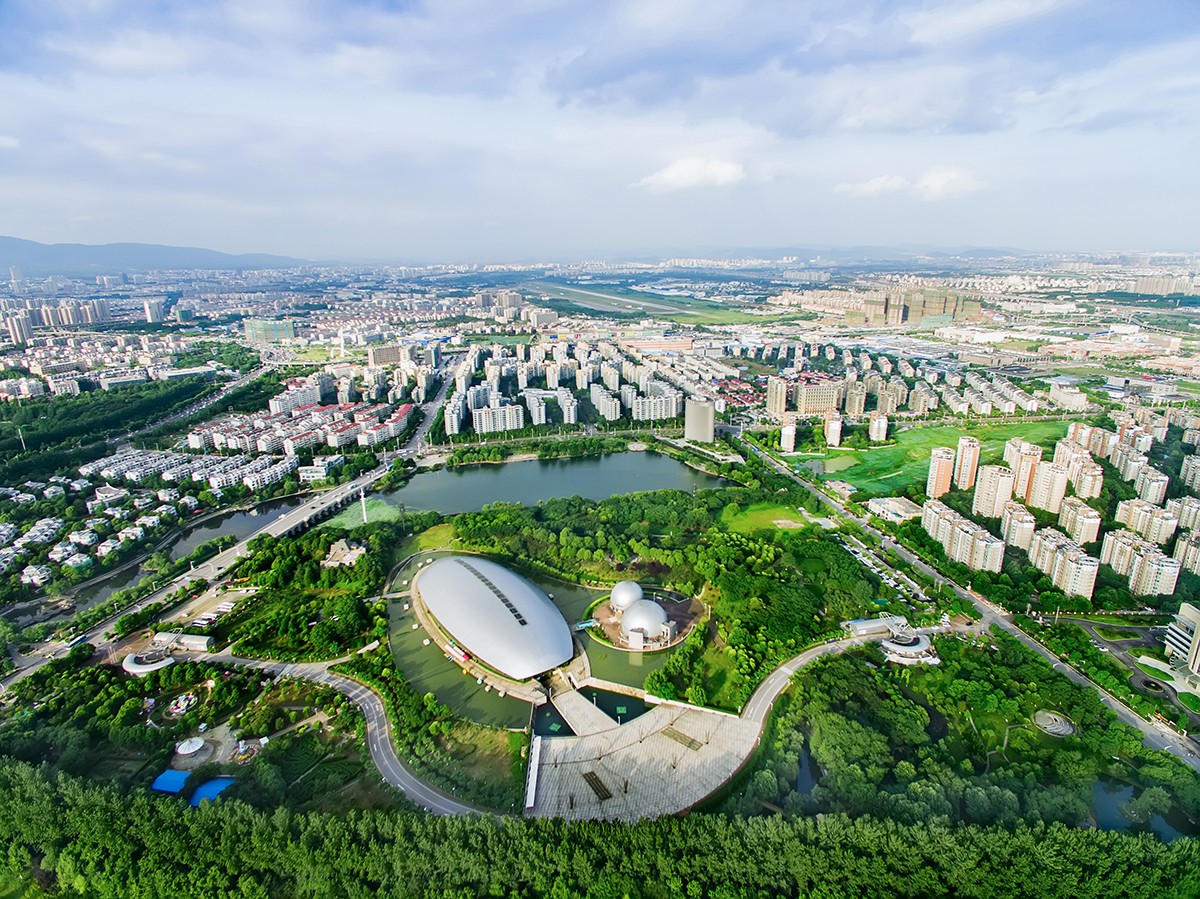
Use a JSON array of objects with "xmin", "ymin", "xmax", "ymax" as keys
[
  {"xmin": 610, "ymin": 581, "xmax": 644, "ymax": 612},
  {"xmin": 619, "ymin": 598, "xmax": 676, "ymax": 649}
]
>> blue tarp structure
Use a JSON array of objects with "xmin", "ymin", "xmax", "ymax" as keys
[
  {"xmin": 189, "ymin": 776, "xmax": 236, "ymax": 806},
  {"xmin": 151, "ymin": 769, "xmax": 189, "ymax": 794}
]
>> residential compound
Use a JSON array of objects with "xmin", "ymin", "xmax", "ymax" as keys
[{"xmin": 440, "ymin": 341, "xmax": 685, "ymax": 438}]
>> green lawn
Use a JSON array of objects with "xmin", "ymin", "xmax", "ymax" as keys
[
  {"xmin": 814, "ymin": 421, "xmax": 1069, "ymax": 497},
  {"xmin": 322, "ymin": 497, "xmax": 403, "ymax": 529},
  {"xmin": 721, "ymin": 502, "xmax": 807, "ymax": 532}
]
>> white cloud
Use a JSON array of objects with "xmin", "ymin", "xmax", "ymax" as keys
[
  {"xmin": 634, "ymin": 157, "xmax": 746, "ymax": 192},
  {"xmin": 835, "ymin": 173, "xmax": 909, "ymax": 197},
  {"xmin": 913, "ymin": 166, "xmax": 986, "ymax": 201},
  {"xmin": 0, "ymin": 136, "xmax": 19, "ymax": 149},
  {"xmin": 905, "ymin": 0, "xmax": 1080, "ymax": 46},
  {"xmin": 835, "ymin": 167, "xmax": 986, "ymax": 201}
]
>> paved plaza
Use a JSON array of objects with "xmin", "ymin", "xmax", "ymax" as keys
[{"xmin": 529, "ymin": 702, "xmax": 758, "ymax": 821}]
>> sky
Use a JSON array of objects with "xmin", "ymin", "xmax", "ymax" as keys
[{"xmin": 0, "ymin": 0, "xmax": 1197, "ymax": 262}]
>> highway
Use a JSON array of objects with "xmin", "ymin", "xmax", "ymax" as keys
[{"xmin": 746, "ymin": 440, "xmax": 1200, "ymax": 772}]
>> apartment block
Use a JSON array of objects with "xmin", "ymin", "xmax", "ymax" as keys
[
  {"xmin": 927, "ymin": 448, "xmax": 955, "ymax": 499},
  {"xmin": 1101, "ymin": 529, "xmax": 1181, "ymax": 597},
  {"xmin": 921, "ymin": 500, "xmax": 1004, "ymax": 573},
  {"xmin": 1003, "ymin": 438, "xmax": 1043, "ymax": 499},
  {"xmin": 1001, "ymin": 502, "xmax": 1036, "ymax": 551},
  {"xmin": 1135, "ymin": 467, "xmax": 1170, "ymax": 505},
  {"xmin": 1029, "ymin": 528, "xmax": 1099, "ymax": 600},
  {"xmin": 954, "ymin": 436, "xmax": 981, "ymax": 490},
  {"xmin": 973, "ymin": 465, "xmax": 1015, "ymax": 519},
  {"xmin": 1058, "ymin": 497, "xmax": 1102, "ymax": 545},
  {"xmin": 1026, "ymin": 462, "xmax": 1070, "ymax": 514},
  {"xmin": 1114, "ymin": 498, "xmax": 1179, "ymax": 545},
  {"xmin": 1167, "ymin": 496, "xmax": 1200, "ymax": 530}
]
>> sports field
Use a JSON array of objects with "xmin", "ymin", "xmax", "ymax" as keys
[{"xmin": 813, "ymin": 421, "xmax": 1068, "ymax": 497}]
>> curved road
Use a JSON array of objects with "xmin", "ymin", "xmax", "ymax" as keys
[
  {"xmin": 745, "ymin": 440, "xmax": 1200, "ymax": 772},
  {"xmin": 204, "ymin": 652, "xmax": 485, "ymax": 816}
]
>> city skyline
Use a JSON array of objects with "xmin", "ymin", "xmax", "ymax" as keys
[{"xmin": 0, "ymin": 1, "xmax": 1197, "ymax": 260}]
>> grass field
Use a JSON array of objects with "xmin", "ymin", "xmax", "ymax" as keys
[
  {"xmin": 527, "ymin": 281, "xmax": 808, "ymax": 326},
  {"xmin": 813, "ymin": 420, "xmax": 1069, "ymax": 497},
  {"xmin": 721, "ymin": 501, "xmax": 807, "ymax": 532},
  {"xmin": 0, "ymin": 875, "xmax": 45, "ymax": 899},
  {"xmin": 322, "ymin": 497, "xmax": 403, "ymax": 529}
]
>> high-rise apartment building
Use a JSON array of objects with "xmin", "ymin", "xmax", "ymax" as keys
[
  {"xmin": 973, "ymin": 465, "xmax": 1015, "ymax": 518},
  {"xmin": 1135, "ymin": 467, "xmax": 1170, "ymax": 505},
  {"xmin": 5, "ymin": 313, "xmax": 32, "ymax": 345},
  {"xmin": 1115, "ymin": 498, "xmax": 1179, "ymax": 545},
  {"xmin": 1174, "ymin": 532, "xmax": 1200, "ymax": 577},
  {"xmin": 1003, "ymin": 438, "xmax": 1044, "ymax": 500},
  {"xmin": 1101, "ymin": 530, "xmax": 1180, "ymax": 596},
  {"xmin": 823, "ymin": 413, "xmax": 842, "ymax": 448},
  {"xmin": 1026, "ymin": 462, "xmax": 1069, "ymax": 514},
  {"xmin": 921, "ymin": 500, "xmax": 1004, "ymax": 572},
  {"xmin": 1001, "ymin": 502, "xmax": 1036, "ymax": 551},
  {"xmin": 780, "ymin": 421, "xmax": 796, "ymax": 453},
  {"xmin": 1167, "ymin": 496, "xmax": 1200, "ymax": 530},
  {"xmin": 927, "ymin": 448, "xmax": 955, "ymax": 499},
  {"xmin": 766, "ymin": 376, "xmax": 790, "ymax": 419},
  {"xmin": 1028, "ymin": 529, "xmax": 1099, "ymax": 600},
  {"xmin": 868, "ymin": 412, "xmax": 889, "ymax": 443},
  {"xmin": 843, "ymin": 383, "xmax": 866, "ymax": 415},
  {"xmin": 1058, "ymin": 497, "xmax": 1102, "ymax": 545},
  {"xmin": 954, "ymin": 436, "xmax": 980, "ymax": 490},
  {"xmin": 1183, "ymin": 455, "xmax": 1200, "ymax": 493}
]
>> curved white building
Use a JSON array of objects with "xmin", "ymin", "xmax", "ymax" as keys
[{"xmin": 415, "ymin": 557, "xmax": 573, "ymax": 680}]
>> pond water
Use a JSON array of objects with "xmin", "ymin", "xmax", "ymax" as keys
[
  {"xmin": 381, "ymin": 451, "xmax": 727, "ymax": 515},
  {"xmin": 795, "ymin": 743, "xmax": 820, "ymax": 794},
  {"xmin": 1091, "ymin": 778, "xmax": 1197, "ymax": 841},
  {"xmin": 533, "ymin": 704, "xmax": 575, "ymax": 737},
  {"xmin": 578, "ymin": 687, "xmax": 650, "ymax": 726},
  {"xmin": 66, "ymin": 496, "xmax": 307, "ymax": 615}
]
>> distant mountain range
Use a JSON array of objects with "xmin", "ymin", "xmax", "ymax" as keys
[{"xmin": 0, "ymin": 236, "xmax": 307, "ymax": 278}]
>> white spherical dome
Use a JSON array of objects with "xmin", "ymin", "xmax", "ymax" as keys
[
  {"xmin": 610, "ymin": 581, "xmax": 644, "ymax": 611},
  {"xmin": 620, "ymin": 599, "xmax": 668, "ymax": 637}
]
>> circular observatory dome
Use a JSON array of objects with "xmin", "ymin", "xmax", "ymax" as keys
[
  {"xmin": 620, "ymin": 599, "xmax": 668, "ymax": 638},
  {"xmin": 610, "ymin": 580, "xmax": 644, "ymax": 612}
]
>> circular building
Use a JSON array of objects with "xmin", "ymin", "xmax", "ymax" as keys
[
  {"xmin": 620, "ymin": 599, "xmax": 671, "ymax": 645},
  {"xmin": 610, "ymin": 580, "xmax": 644, "ymax": 612},
  {"xmin": 415, "ymin": 557, "xmax": 573, "ymax": 681},
  {"xmin": 176, "ymin": 736, "xmax": 205, "ymax": 756}
]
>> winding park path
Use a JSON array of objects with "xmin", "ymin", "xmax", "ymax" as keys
[{"xmin": 204, "ymin": 651, "xmax": 484, "ymax": 816}]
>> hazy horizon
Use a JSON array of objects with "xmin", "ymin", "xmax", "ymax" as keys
[{"xmin": 1, "ymin": 1, "xmax": 1197, "ymax": 260}]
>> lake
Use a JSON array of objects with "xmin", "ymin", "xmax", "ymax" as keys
[{"xmin": 380, "ymin": 451, "xmax": 727, "ymax": 514}]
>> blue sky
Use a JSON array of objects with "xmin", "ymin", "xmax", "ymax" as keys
[{"xmin": 0, "ymin": 0, "xmax": 1196, "ymax": 260}]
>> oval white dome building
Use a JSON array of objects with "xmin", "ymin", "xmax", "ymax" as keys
[
  {"xmin": 610, "ymin": 580, "xmax": 644, "ymax": 612},
  {"xmin": 415, "ymin": 556, "xmax": 573, "ymax": 681}
]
